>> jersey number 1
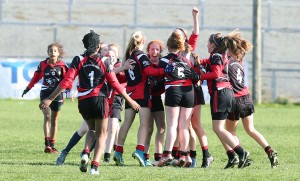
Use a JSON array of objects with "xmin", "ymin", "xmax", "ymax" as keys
[{"xmin": 88, "ymin": 71, "xmax": 94, "ymax": 87}]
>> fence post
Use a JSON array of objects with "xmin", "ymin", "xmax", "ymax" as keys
[
  {"xmin": 261, "ymin": 29, "xmax": 265, "ymax": 63},
  {"xmin": 134, "ymin": 0, "xmax": 137, "ymax": 27},
  {"xmin": 199, "ymin": 0, "xmax": 205, "ymax": 28},
  {"xmin": 271, "ymin": 70, "xmax": 276, "ymax": 101},
  {"xmin": 252, "ymin": 0, "xmax": 262, "ymax": 104},
  {"xmin": 53, "ymin": 26, "xmax": 57, "ymax": 42},
  {"xmin": 122, "ymin": 26, "xmax": 128, "ymax": 56},
  {"xmin": 267, "ymin": 0, "xmax": 272, "ymax": 30},
  {"xmin": 68, "ymin": 0, "xmax": 74, "ymax": 23},
  {"xmin": 0, "ymin": 0, "xmax": 3, "ymax": 22}
]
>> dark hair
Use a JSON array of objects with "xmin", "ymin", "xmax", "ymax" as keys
[
  {"xmin": 209, "ymin": 30, "xmax": 252, "ymax": 60},
  {"xmin": 47, "ymin": 42, "xmax": 65, "ymax": 60},
  {"xmin": 209, "ymin": 33, "xmax": 227, "ymax": 54},
  {"xmin": 82, "ymin": 30, "xmax": 100, "ymax": 56}
]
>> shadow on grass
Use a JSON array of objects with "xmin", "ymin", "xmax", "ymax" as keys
[
  {"xmin": 0, "ymin": 161, "xmax": 146, "ymax": 168},
  {"xmin": 0, "ymin": 161, "xmax": 79, "ymax": 167}
]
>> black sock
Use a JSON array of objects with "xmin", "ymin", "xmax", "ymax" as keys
[
  {"xmin": 65, "ymin": 131, "xmax": 82, "ymax": 153},
  {"xmin": 154, "ymin": 153, "xmax": 162, "ymax": 161},
  {"xmin": 181, "ymin": 151, "xmax": 187, "ymax": 156},
  {"xmin": 227, "ymin": 150, "xmax": 236, "ymax": 160},
  {"xmin": 190, "ymin": 150, "xmax": 197, "ymax": 159},
  {"xmin": 104, "ymin": 152, "xmax": 110, "ymax": 159},
  {"xmin": 233, "ymin": 145, "xmax": 244, "ymax": 157},
  {"xmin": 202, "ymin": 149, "xmax": 211, "ymax": 158},
  {"xmin": 264, "ymin": 146, "xmax": 272, "ymax": 155},
  {"xmin": 172, "ymin": 148, "xmax": 179, "ymax": 159},
  {"xmin": 163, "ymin": 151, "xmax": 172, "ymax": 157}
]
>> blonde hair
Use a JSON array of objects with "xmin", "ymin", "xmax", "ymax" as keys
[
  {"xmin": 124, "ymin": 31, "xmax": 145, "ymax": 62},
  {"xmin": 108, "ymin": 43, "xmax": 121, "ymax": 58}
]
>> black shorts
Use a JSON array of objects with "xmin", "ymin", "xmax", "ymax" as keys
[
  {"xmin": 227, "ymin": 94, "xmax": 255, "ymax": 120},
  {"xmin": 165, "ymin": 86, "xmax": 194, "ymax": 108},
  {"xmin": 125, "ymin": 98, "xmax": 151, "ymax": 109},
  {"xmin": 194, "ymin": 85, "xmax": 205, "ymax": 106},
  {"xmin": 40, "ymin": 91, "xmax": 63, "ymax": 112},
  {"xmin": 78, "ymin": 96, "xmax": 109, "ymax": 120},
  {"xmin": 110, "ymin": 95, "xmax": 124, "ymax": 121},
  {"xmin": 210, "ymin": 88, "xmax": 234, "ymax": 120},
  {"xmin": 151, "ymin": 95, "xmax": 164, "ymax": 112}
]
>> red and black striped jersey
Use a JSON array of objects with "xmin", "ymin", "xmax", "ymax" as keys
[
  {"xmin": 228, "ymin": 58, "xmax": 249, "ymax": 97},
  {"xmin": 27, "ymin": 58, "xmax": 69, "ymax": 92},
  {"xmin": 200, "ymin": 53, "xmax": 232, "ymax": 95},
  {"xmin": 124, "ymin": 49, "xmax": 164, "ymax": 100},
  {"xmin": 59, "ymin": 54, "xmax": 123, "ymax": 100}
]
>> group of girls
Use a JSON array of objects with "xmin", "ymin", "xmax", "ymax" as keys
[{"xmin": 25, "ymin": 6, "xmax": 278, "ymax": 175}]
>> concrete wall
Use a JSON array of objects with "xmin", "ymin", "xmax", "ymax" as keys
[{"xmin": 0, "ymin": 0, "xmax": 299, "ymax": 102}]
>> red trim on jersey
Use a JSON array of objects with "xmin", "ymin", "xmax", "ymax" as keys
[
  {"xmin": 60, "ymin": 55, "xmax": 123, "ymax": 100},
  {"xmin": 213, "ymin": 91, "xmax": 218, "ymax": 113},
  {"xmin": 200, "ymin": 54, "xmax": 231, "ymax": 95},
  {"xmin": 59, "ymin": 68, "xmax": 78, "ymax": 89},
  {"xmin": 234, "ymin": 86, "xmax": 249, "ymax": 97},
  {"xmin": 27, "ymin": 68, "xmax": 43, "ymax": 89},
  {"xmin": 144, "ymin": 66, "xmax": 164, "ymax": 77}
]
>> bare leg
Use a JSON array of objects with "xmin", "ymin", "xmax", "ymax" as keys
[
  {"xmin": 50, "ymin": 110, "xmax": 60, "ymax": 141},
  {"xmin": 137, "ymin": 108, "xmax": 151, "ymax": 146},
  {"xmin": 242, "ymin": 114, "xmax": 269, "ymax": 148},
  {"xmin": 164, "ymin": 106, "xmax": 180, "ymax": 151},
  {"xmin": 42, "ymin": 108, "xmax": 51, "ymax": 138},
  {"xmin": 117, "ymin": 108, "xmax": 136, "ymax": 145},
  {"xmin": 105, "ymin": 117, "xmax": 119, "ymax": 153},
  {"xmin": 153, "ymin": 111, "xmax": 165, "ymax": 154},
  {"xmin": 92, "ymin": 118, "xmax": 108, "ymax": 164},
  {"xmin": 144, "ymin": 114, "xmax": 154, "ymax": 154},
  {"xmin": 178, "ymin": 107, "xmax": 193, "ymax": 152}
]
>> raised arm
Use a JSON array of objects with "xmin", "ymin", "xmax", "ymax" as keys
[{"xmin": 192, "ymin": 6, "xmax": 199, "ymax": 35}]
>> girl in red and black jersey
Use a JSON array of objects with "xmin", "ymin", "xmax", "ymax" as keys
[
  {"xmin": 114, "ymin": 31, "xmax": 169, "ymax": 167},
  {"xmin": 189, "ymin": 31, "xmax": 251, "ymax": 169},
  {"xmin": 143, "ymin": 40, "xmax": 166, "ymax": 166},
  {"xmin": 55, "ymin": 44, "xmax": 134, "ymax": 166},
  {"xmin": 22, "ymin": 42, "xmax": 69, "ymax": 154},
  {"xmin": 170, "ymin": 6, "xmax": 213, "ymax": 168},
  {"xmin": 39, "ymin": 30, "xmax": 140, "ymax": 175},
  {"xmin": 225, "ymin": 30, "xmax": 278, "ymax": 169},
  {"xmin": 103, "ymin": 43, "xmax": 133, "ymax": 163},
  {"xmin": 157, "ymin": 31, "xmax": 197, "ymax": 167}
]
